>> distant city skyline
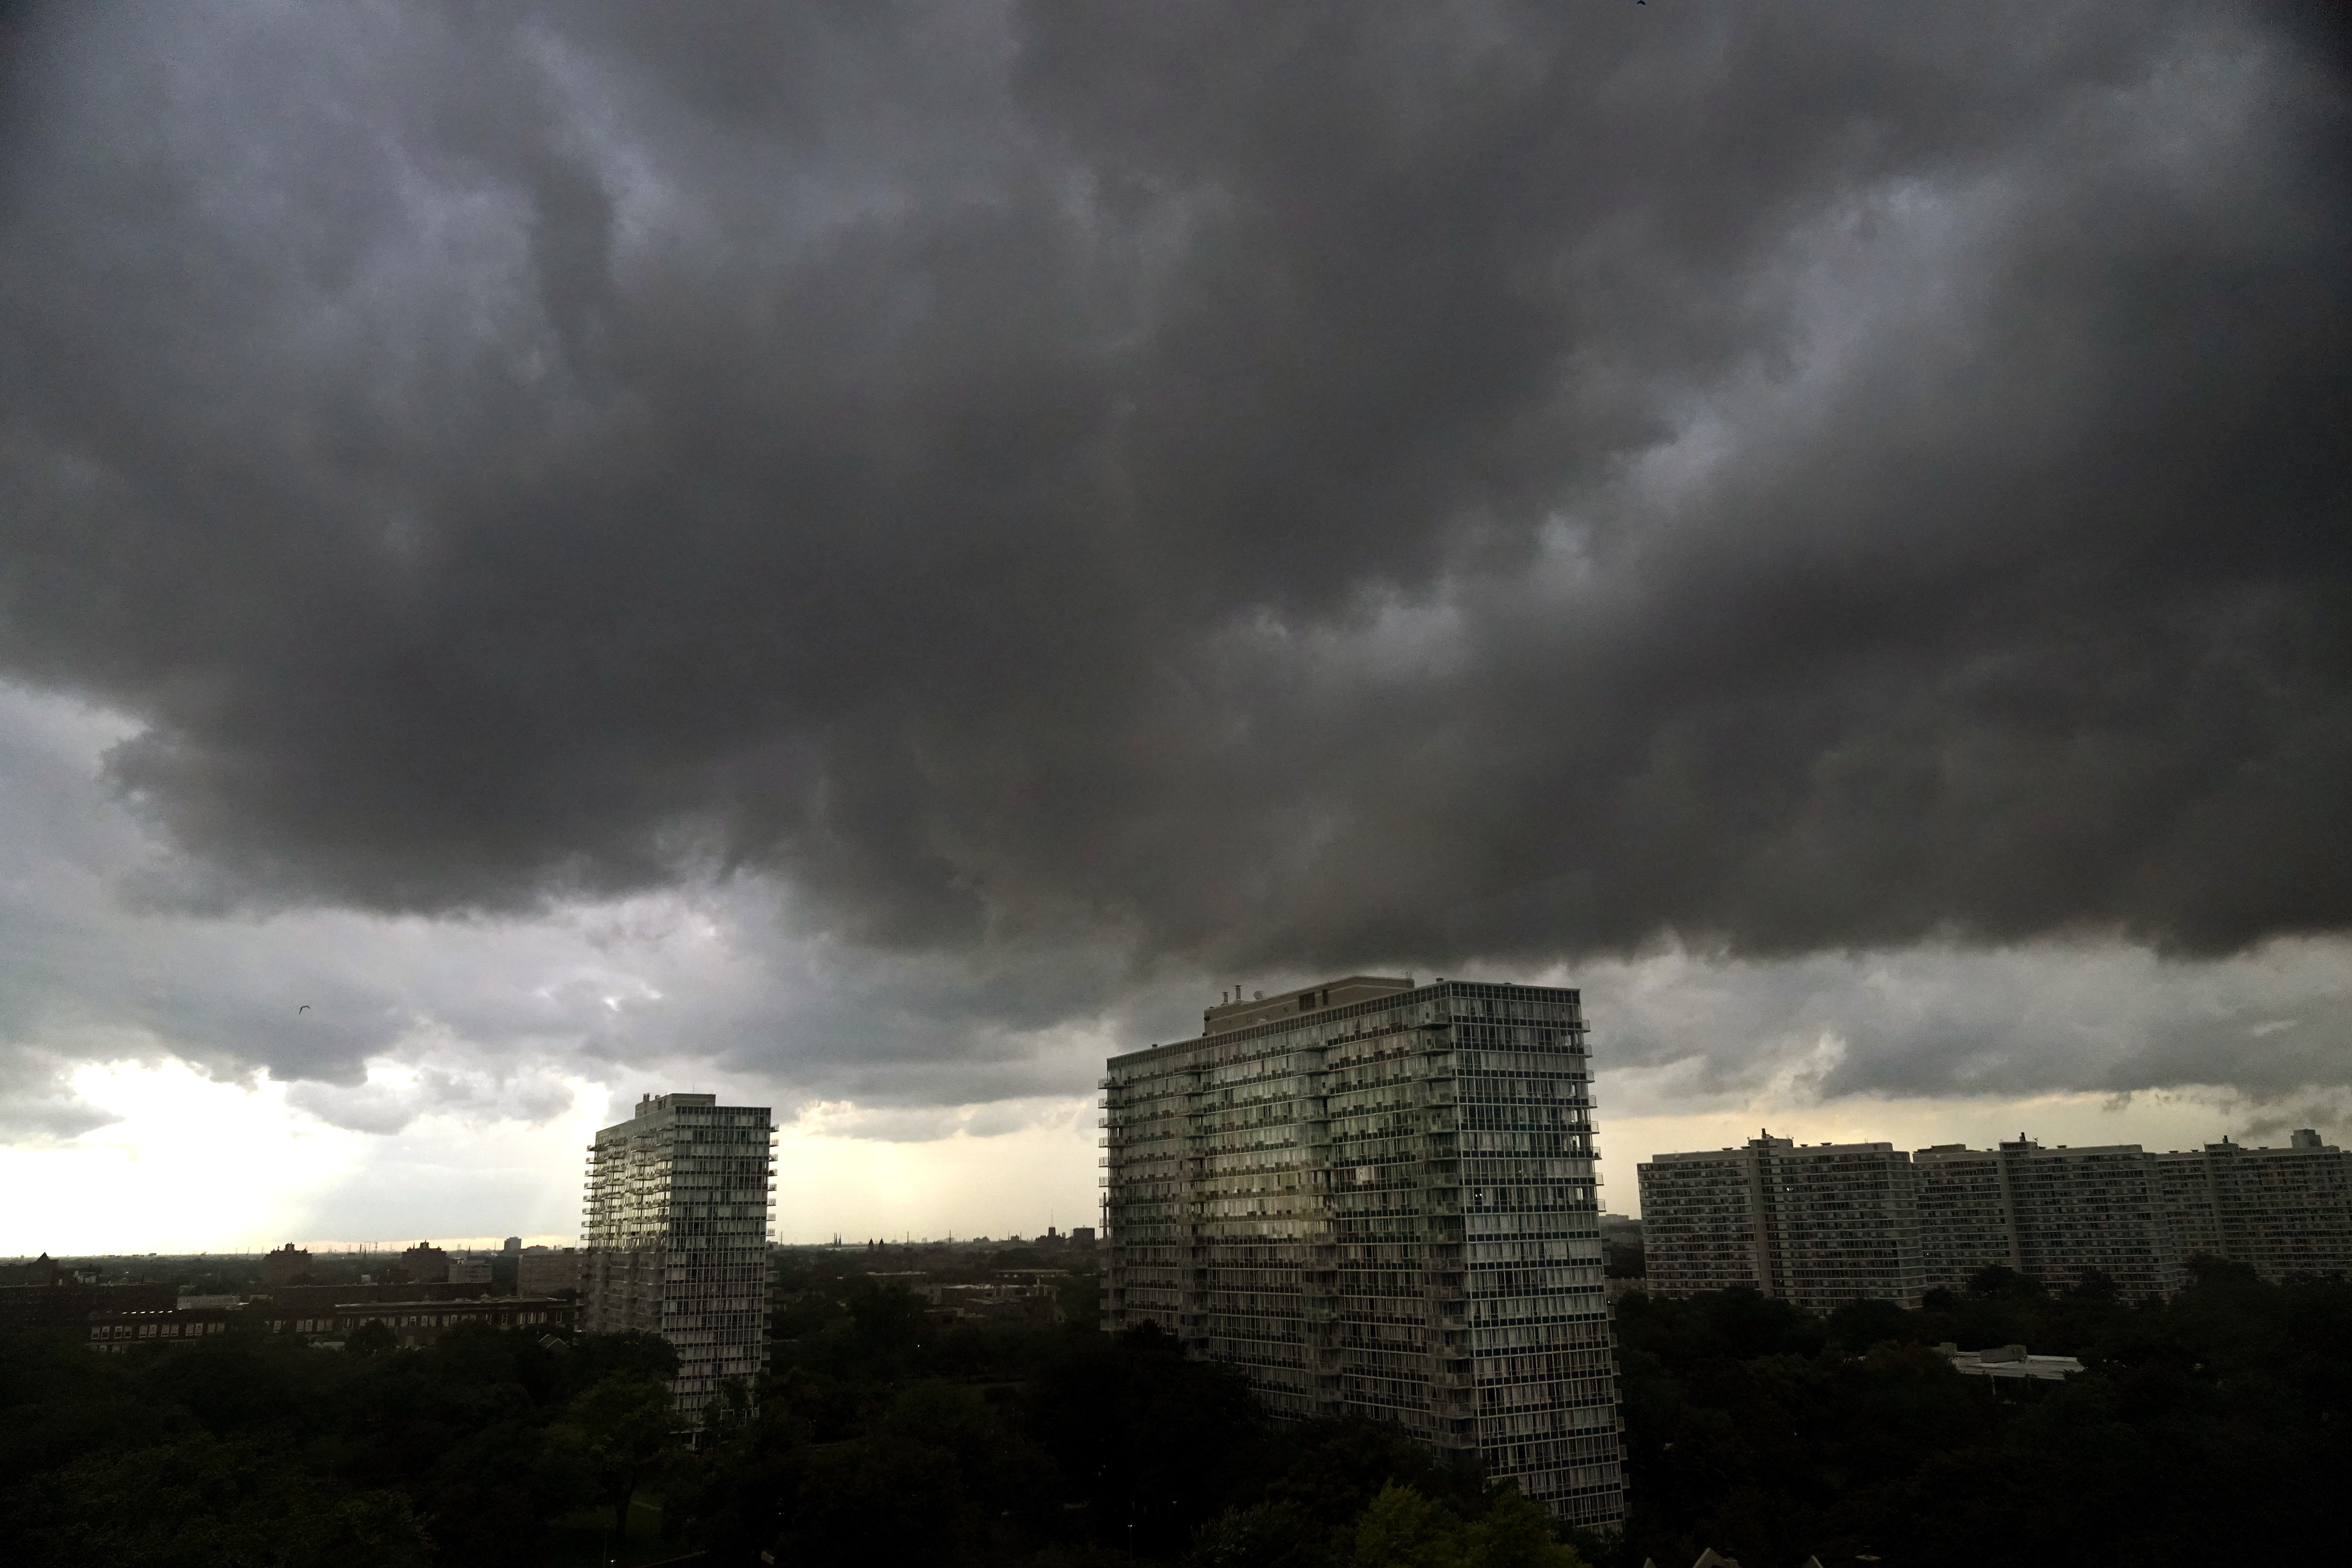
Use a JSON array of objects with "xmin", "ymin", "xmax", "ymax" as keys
[{"xmin": 1, "ymin": 1048, "xmax": 2322, "ymax": 1254}]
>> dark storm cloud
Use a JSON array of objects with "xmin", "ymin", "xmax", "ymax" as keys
[
  {"xmin": 1570, "ymin": 941, "xmax": 2352, "ymax": 1105},
  {"xmin": 0, "ymin": 0, "xmax": 2346, "ymax": 987}
]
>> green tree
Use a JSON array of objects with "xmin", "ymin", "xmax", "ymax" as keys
[
  {"xmin": 1347, "ymin": 1483, "xmax": 1466, "ymax": 1568},
  {"xmin": 548, "ymin": 1372, "xmax": 675, "ymax": 1540},
  {"xmin": 11, "ymin": 1435, "xmax": 431, "ymax": 1568},
  {"xmin": 846, "ymin": 1278, "xmax": 931, "ymax": 1361},
  {"xmin": 1058, "ymin": 1269, "xmax": 1101, "ymax": 1323},
  {"xmin": 781, "ymin": 1429, "xmax": 978, "ymax": 1568},
  {"xmin": 1463, "ymin": 1488, "xmax": 1588, "ymax": 1568},
  {"xmin": 699, "ymin": 1374, "xmax": 755, "ymax": 1440},
  {"xmin": 344, "ymin": 1319, "xmax": 397, "ymax": 1357}
]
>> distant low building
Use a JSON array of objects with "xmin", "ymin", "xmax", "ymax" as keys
[
  {"xmin": 258, "ymin": 1243, "xmax": 312, "ymax": 1287},
  {"xmin": 0, "ymin": 1278, "xmax": 176, "ymax": 1332},
  {"xmin": 401, "ymin": 1242, "xmax": 450, "ymax": 1278},
  {"xmin": 446, "ymin": 1258, "xmax": 494, "ymax": 1285},
  {"xmin": 88, "ymin": 1306, "xmax": 235, "ymax": 1353},
  {"xmin": 260, "ymin": 1294, "xmax": 575, "ymax": 1349},
  {"xmin": 916, "ymin": 1275, "xmax": 1065, "ymax": 1323},
  {"xmin": 517, "ymin": 1248, "xmax": 583, "ymax": 1298},
  {"xmin": 0, "ymin": 1254, "xmax": 62, "ymax": 1288},
  {"xmin": 256, "ymin": 1280, "xmax": 494, "ymax": 1313},
  {"xmin": 1599, "ymin": 1214, "xmax": 1644, "ymax": 1276},
  {"xmin": 1938, "ymin": 1341, "xmax": 2085, "ymax": 1381}
]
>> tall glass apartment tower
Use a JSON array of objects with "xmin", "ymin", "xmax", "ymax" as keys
[
  {"xmin": 583, "ymin": 1092, "xmax": 777, "ymax": 1414},
  {"xmin": 1099, "ymin": 977, "xmax": 1624, "ymax": 1528}
]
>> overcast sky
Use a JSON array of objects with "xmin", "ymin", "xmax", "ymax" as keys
[{"xmin": 1, "ymin": 0, "xmax": 2347, "ymax": 1250}]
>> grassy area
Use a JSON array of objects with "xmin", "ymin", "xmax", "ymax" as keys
[{"xmin": 544, "ymin": 1496, "xmax": 681, "ymax": 1567}]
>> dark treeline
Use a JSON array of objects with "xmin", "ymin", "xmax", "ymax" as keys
[
  {"xmin": 1614, "ymin": 1259, "xmax": 2351, "ymax": 1566},
  {"xmin": 20, "ymin": 1251, "xmax": 516, "ymax": 1297},
  {"xmin": 3, "ymin": 1257, "xmax": 2341, "ymax": 1566},
  {"xmin": 680, "ymin": 1262, "xmax": 1583, "ymax": 1568},
  {"xmin": 0, "ymin": 1323, "xmax": 677, "ymax": 1566}
]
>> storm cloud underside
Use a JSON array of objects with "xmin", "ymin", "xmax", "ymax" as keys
[{"xmin": 0, "ymin": 2, "xmax": 2347, "ymax": 1137}]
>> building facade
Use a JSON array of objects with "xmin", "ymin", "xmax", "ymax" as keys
[
  {"xmin": 2154, "ymin": 1132, "xmax": 2352, "ymax": 1282},
  {"xmin": 1640, "ymin": 1137, "xmax": 1924, "ymax": 1310},
  {"xmin": 1758, "ymin": 1140, "xmax": 1924, "ymax": 1311},
  {"xmin": 1913, "ymin": 1146, "xmax": 2018, "ymax": 1293},
  {"xmin": 258, "ymin": 1244, "xmax": 313, "ymax": 1287},
  {"xmin": 0, "ymin": 1278, "xmax": 175, "ymax": 1331},
  {"xmin": 583, "ymin": 1092, "xmax": 776, "ymax": 1414},
  {"xmin": 1644, "ymin": 1132, "xmax": 2343, "ymax": 1305},
  {"xmin": 87, "ymin": 1305, "xmax": 235, "ymax": 1352},
  {"xmin": 1637, "ymin": 1150, "xmax": 1769, "ymax": 1298},
  {"xmin": 518, "ymin": 1247, "xmax": 585, "ymax": 1298},
  {"xmin": 1100, "ymin": 977, "xmax": 1623, "ymax": 1527},
  {"xmin": 263, "ymin": 1295, "xmax": 575, "ymax": 1349},
  {"xmin": 397, "ymin": 1242, "xmax": 449, "ymax": 1281},
  {"xmin": 2000, "ymin": 1140, "xmax": 2180, "ymax": 1298},
  {"xmin": 1916, "ymin": 1139, "xmax": 2179, "ymax": 1299}
]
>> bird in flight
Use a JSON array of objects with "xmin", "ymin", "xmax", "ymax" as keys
[{"xmin": 298, "ymin": 1004, "xmax": 310, "ymax": 1014}]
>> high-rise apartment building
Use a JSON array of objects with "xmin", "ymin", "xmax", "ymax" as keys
[
  {"xmin": 583, "ymin": 1092, "xmax": 777, "ymax": 1414},
  {"xmin": 1913, "ymin": 1140, "xmax": 2179, "ymax": 1298},
  {"xmin": 1650, "ymin": 1133, "xmax": 2270, "ymax": 1305},
  {"xmin": 1100, "ymin": 978, "xmax": 1624, "ymax": 1527},
  {"xmin": 1640, "ymin": 1136, "xmax": 1923, "ymax": 1309},
  {"xmin": 1999, "ymin": 1140, "xmax": 2180, "ymax": 1298},
  {"xmin": 2154, "ymin": 1132, "xmax": 2352, "ymax": 1282},
  {"xmin": 1636, "ymin": 1149, "xmax": 1768, "ymax": 1297},
  {"xmin": 1913, "ymin": 1145, "xmax": 2017, "ymax": 1293}
]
